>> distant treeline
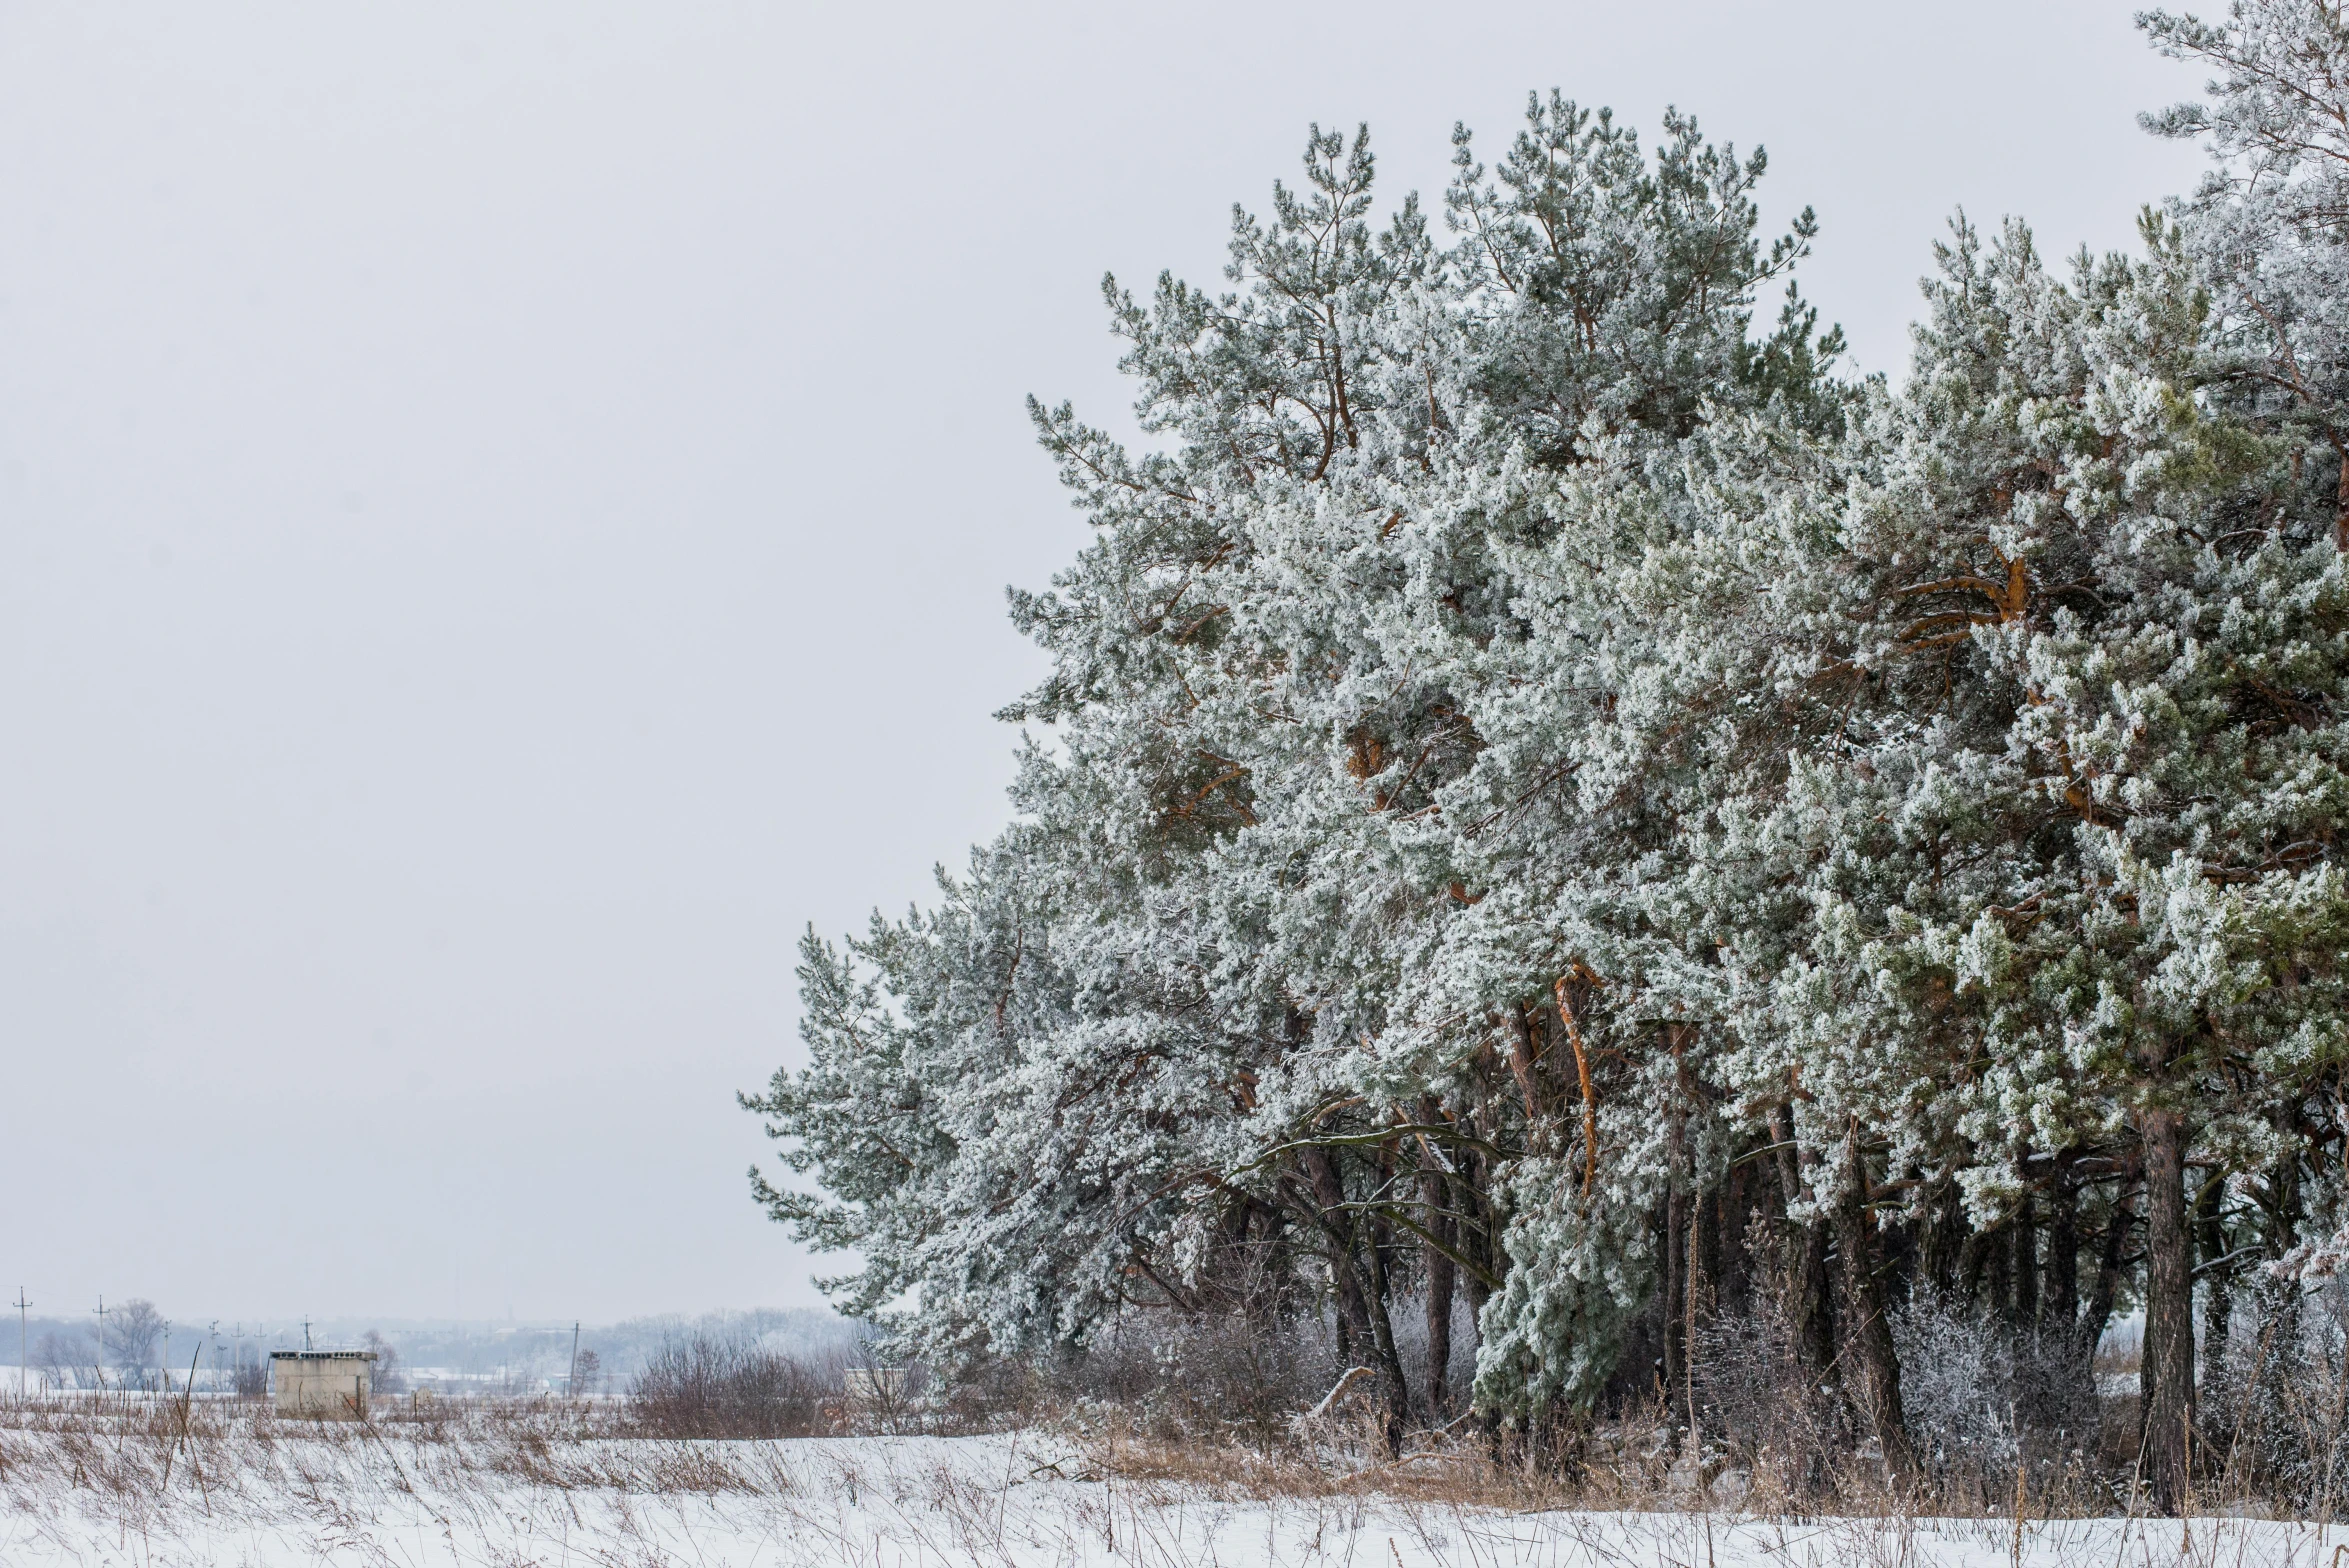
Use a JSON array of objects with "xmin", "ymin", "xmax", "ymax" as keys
[{"xmin": 0, "ymin": 1306, "xmax": 866, "ymax": 1392}]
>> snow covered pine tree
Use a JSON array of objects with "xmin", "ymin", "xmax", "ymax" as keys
[{"xmin": 745, "ymin": 1, "xmax": 2349, "ymax": 1511}]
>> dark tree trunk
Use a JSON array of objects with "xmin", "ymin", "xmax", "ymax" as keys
[
  {"xmin": 2241, "ymin": 1159, "xmax": 2300, "ymax": 1450},
  {"xmin": 1458, "ymin": 1177, "xmax": 1490, "ymax": 1304},
  {"xmin": 1834, "ymin": 1126, "xmax": 1915, "ymax": 1485},
  {"xmin": 2079, "ymin": 1169, "xmax": 2133, "ymax": 1363},
  {"xmin": 1768, "ymin": 1106, "xmax": 1835, "ymax": 1378},
  {"xmin": 1288, "ymin": 1005, "xmax": 1408, "ymax": 1449},
  {"xmin": 2045, "ymin": 1152, "xmax": 2080, "ymax": 1331},
  {"xmin": 1305, "ymin": 1146, "xmax": 1372, "ymax": 1352},
  {"xmin": 2196, "ymin": 1172, "xmax": 2231, "ymax": 1397},
  {"xmin": 1684, "ymin": 1184, "xmax": 1705, "ymax": 1439},
  {"xmin": 1958, "ymin": 1224, "xmax": 1987, "ymax": 1312},
  {"xmin": 1227, "ymin": 1197, "xmax": 1279, "ymax": 1325},
  {"xmin": 1457, "ymin": 1139, "xmax": 1494, "ymax": 1351},
  {"xmin": 1663, "ymin": 1031, "xmax": 1691, "ymax": 1412},
  {"xmin": 1705, "ymin": 1177, "xmax": 1732, "ymax": 1313},
  {"xmin": 1663, "ymin": 1191, "xmax": 1689, "ymax": 1408},
  {"xmin": 1503, "ymin": 1007, "xmax": 1543, "ymax": 1123},
  {"xmin": 1981, "ymin": 1223, "xmax": 2012, "ymax": 1320},
  {"xmin": 2139, "ymin": 1107, "xmax": 2195, "ymax": 1514},
  {"xmin": 1675, "ymin": 1033, "xmax": 1709, "ymax": 1433},
  {"xmin": 1916, "ymin": 1179, "xmax": 1964, "ymax": 1301},
  {"xmin": 1373, "ymin": 1138, "xmax": 1401, "ymax": 1292},
  {"xmin": 1718, "ymin": 1154, "xmax": 1761, "ymax": 1319},
  {"xmin": 1423, "ymin": 1226, "xmax": 1456, "ymax": 1418},
  {"xmin": 1301, "ymin": 1144, "xmax": 1409, "ymax": 1451},
  {"xmin": 2012, "ymin": 1190, "xmax": 2038, "ymax": 1326},
  {"xmin": 1358, "ymin": 1213, "xmax": 1412, "ymax": 1451},
  {"xmin": 1419, "ymin": 1100, "xmax": 1457, "ymax": 1419}
]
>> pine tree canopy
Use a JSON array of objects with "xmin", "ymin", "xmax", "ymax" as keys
[{"xmin": 743, "ymin": 1, "xmax": 2349, "ymax": 1492}]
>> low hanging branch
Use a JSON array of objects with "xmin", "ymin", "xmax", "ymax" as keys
[
  {"xmin": 1236, "ymin": 1121, "xmax": 1524, "ymax": 1175},
  {"xmin": 1312, "ymin": 1196, "xmax": 1506, "ymax": 1290}
]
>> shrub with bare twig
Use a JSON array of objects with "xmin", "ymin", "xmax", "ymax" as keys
[{"xmin": 624, "ymin": 1333, "xmax": 834, "ymax": 1438}]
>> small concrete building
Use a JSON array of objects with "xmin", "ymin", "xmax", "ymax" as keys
[{"xmin": 270, "ymin": 1350, "xmax": 378, "ymax": 1419}]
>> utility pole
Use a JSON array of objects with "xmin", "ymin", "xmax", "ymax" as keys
[
  {"xmin": 163, "ymin": 1320, "xmax": 171, "ymax": 1396},
  {"xmin": 91, "ymin": 1296, "xmax": 106, "ymax": 1392},
  {"xmin": 568, "ymin": 1321, "xmax": 580, "ymax": 1400},
  {"xmin": 302, "ymin": 1316, "xmax": 312, "ymax": 1351},
  {"xmin": 12, "ymin": 1288, "xmax": 28, "ymax": 1398}
]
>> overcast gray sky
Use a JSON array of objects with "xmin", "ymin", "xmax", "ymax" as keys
[{"xmin": 0, "ymin": 1, "xmax": 2205, "ymax": 1324}]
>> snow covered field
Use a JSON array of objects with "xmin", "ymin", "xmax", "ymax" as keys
[{"xmin": 0, "ymin": 1425, "xmax": 2335, "ymax": 1567}]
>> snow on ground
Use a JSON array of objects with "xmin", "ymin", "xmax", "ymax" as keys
[{"xmin": 0, "ymin": 1429, "xmax": 2332, "ymax": 1567}]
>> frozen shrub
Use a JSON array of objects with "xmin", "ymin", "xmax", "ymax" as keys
[
  {"xmin": 1694, "ymin": 1252, "xmax": 1848, "ymax": 1502},
  {"xmin": 625, "ymin": 1333, "xmax": 831, "ymax": 1439},
  {"xmin": 1043, "ymin": 1307, "xmax": 1343, "ymax": 1447},
  {"xmin": 1889, "ymin": 1292, "xmax": 2019, "ymax": 1481}
]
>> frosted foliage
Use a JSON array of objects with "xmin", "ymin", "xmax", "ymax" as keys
[{"xmin": 745, "ymin": 5, "xmax": 2349, "ymax": 1433}]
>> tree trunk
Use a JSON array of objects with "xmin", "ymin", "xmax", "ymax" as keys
[
  {"xmin": 2044, "ymin": 1152, "xmax": 2079, "ymax": 1331},
  {"xmin": 1703, "ymin": 1179, "xmax": 1729, "ymax": 1312},
  {"xmin": 1423, "ymin": 1226, "xmax": 1456, "ymax": 1418},
  {"xmin": 1835, "ymin": 1125, "xmax": 1915, "ymax": 1487},
  {"xmin": 1663, "ymin": 1191, "xmax": 1689, "ymax": 1409},
  {"xmin": 1301, "ymin": 1143, "xmax": 1408, "ymax": 1452},
  {"xmin": 1419, "ymin": 1099, "xmax": 1457, "ymax": 1419},
  {"xmin": 1457, "ymin": 1136, "xmax": 1494, "ymax": 1355},
  {"xmin": 1305, "ymin": 1147, "xmax": 1372, "ymax": 1352},
  {"xmin": 1663, "ymin": 1031, "xmax": 1691, "ymax": 1412},
  {"xmin": 1768, "ymin": 1105, "xmax": 1834, "ymax": 1378},
  {"xmin": 1979, "ymin": 1222, "xmax": 2012, "ymax": 1320},
  {"xmin": 2078, "ymin": 1169, "xmax": 2133, "ymax": 1363},
  {"xmin": 2139, "ymin": 1107, "xmax": 2195, "ymax": 1514},
  {"xmin": 2012, "ymin": 1190, "xmax": 2038, "ymax": 1326},
  {"xmin": 1916, "ymin": 1179, "xmax": 1963, "ymax": 1300},
  {"xmin": 1359, "ymin": 1216, "xmax": 1412, "ymax": 1451},
  {"xmin": 1456, "ymin": 1107, "xmax": 1493, "ymax": 1361},
  {"xmin": 1503, "ymin": 1007, "xmax": 1542, "ymax": 1123},
  {"xmin": 1685, "ymin": 1188, "xmax": 1705, "ymax": 1440},
  {"xmin": 2196, "ymin": 1173, "xmax": 2231, "ymax": 1402},
  {"xmin": 1957, "ymin": 1225, "xmax": 1987, "ymax": 1312}
]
